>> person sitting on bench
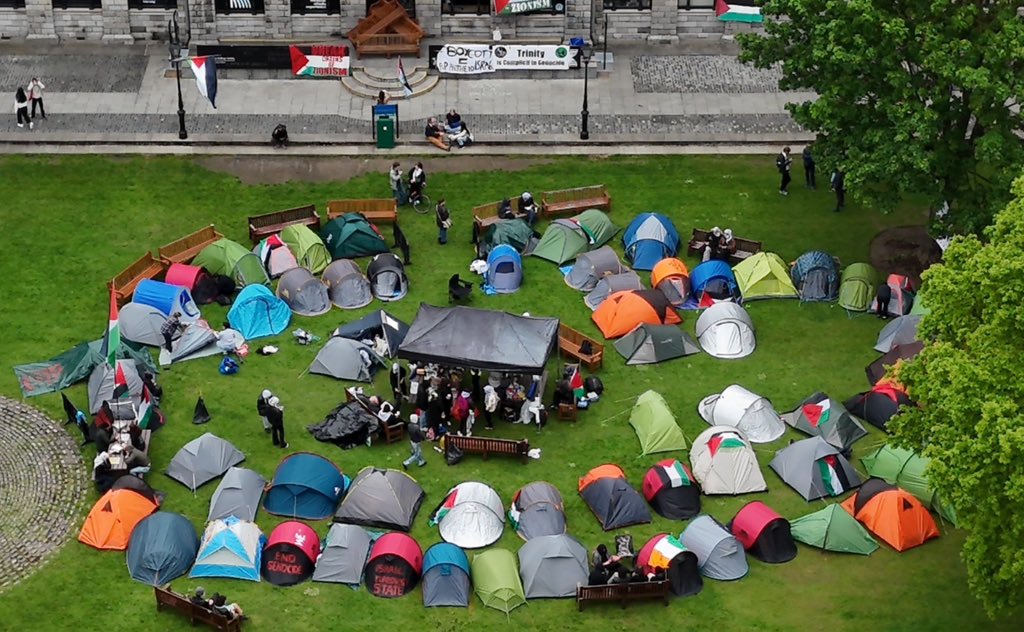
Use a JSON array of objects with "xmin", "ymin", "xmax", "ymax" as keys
[
  {"xmin": 497, "ymin": 198, "xmax": 516, "ymax": 220},
  {"xmin": 518, "ymin": 192, "xmax": 538, "ymax": 226},
  {"xmin": 425, "ymin": 117, "xmax": 450, "ymax": 152},
  {"xmin": 703, "ymin": 227, "xmax": 724, "ymax": 263},
  {"xmin": 271, "ymin": 124, "xmax": 289, "ymax": 148},
  {"xmin": 719, "ymin": 228, "xmax": 738, "ymax": 261},
  {"xmin": 190, "ymin": 587, "xmax": 212, "ymax": 609},
  {"xmin": 210, "ymin": 593, "xmax": 244, "ymax": 620}
]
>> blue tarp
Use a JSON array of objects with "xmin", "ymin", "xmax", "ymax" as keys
[
  {"xmin": 126, "ymin": 512, "xmax": 199, "ymax": 586},
  {"xmin": 622, "ymin": 213, "xmax": 680, "ymax": 271},
  {"xmin": 264, "ymin": 453, "xmax": 349, "ymax": 520},
  {"xmin": 485, "ymin": 245, "xmax": 523, "ymax": 293},
  {"xmin": 227, "ymin": 284, "xmax": 291, "ymax": 340},
  {"xmin": 133, "ymin": 279, "xmax": 201, "ymax": 321}
]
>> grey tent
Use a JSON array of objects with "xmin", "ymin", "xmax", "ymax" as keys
[
  {"xmin": 696, "ymin": 302, "xmax": 756, "ymax": 359},
  {"xmin": 584, "ymin": 270, "xmax": 644, "ymax": 310},
  {"xmin": 874, "ymin": 314, "xmax": 922, "ymax": 353},
  {"xmin": 509, "ymin": 481, "xmax": 566, "ymax": 540},
  {"xmin": 565, "ymin": 246, "xmax": 627, "ymax": 292},
  {"xmin": 791, "ymin": 251, "xmax": 839, "ymax": 302},
  {"xmin": 782, "ymin": 392, "xmax": 868, "ymax": 452},
  {"xmin": 614, "ymin": 323, "xmax": 701, "ymax": 365},
  {"xmin": 422, "ymin": 542, "xmax": 471, "ymax": 607},
  {"xmin": 126, "ymin": 512, "xmax": 199, "ymax": 586},
  {"xmin": 321, "ymin": 259, "xmax": 373, "ymax": 309},
  {"xmin": 680, "ymin": 515, "xmax": 749, "ymax": 581},
  {"xmin": 165, "ymin": 433, "xmax": 245, "ymax": 491},
  {"xmin": 160, "ymin": 322, "xmax": 220, "ymax": 367},
  {"xmin": 518, "ymin": 535, "xmax": 588, "ymax": 599},
  {"xmin": 119, "ymin": 302, "xmax": 169, "ymax": 346},
  {"xmin": 333, "ymin": 467, "xmax": 426, "ymax": 532},
  {"xmin": 208, "ymin": 466, "xmax": 266, "ymax": 522},
  {"xmin": 276, "ymin": 267, "xmax": 331, "ymax": 316},
  {"xmin": 87, "ymin": 359, "xmax": 144, "ymax": 414},
  {"xmin": 309, "ymin": 337, "xmax": 384, "ymax": 382},
  {"xmin": 331, "ymin": 310, "xmax": 410, "ymax": 359},
  {"xmin": 367, "ymin": 253, "xmax": 409, "ymax": 302},
  {"xmin": 312, "ymin": 523, "xmax": 373, "ymax": 585},
  {"xmin": 770, "ymin": 437, "xmax": 862, "ymax": 501}
]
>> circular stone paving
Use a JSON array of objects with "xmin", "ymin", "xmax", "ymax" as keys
[{"xmin": 0, "ymin": 397, "xmax": 88, "ymax": 593}]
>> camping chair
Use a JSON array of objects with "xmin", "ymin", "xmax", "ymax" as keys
[{"xmin": 448, "ymin": 274, "xmax": 473, "ymax": 303}]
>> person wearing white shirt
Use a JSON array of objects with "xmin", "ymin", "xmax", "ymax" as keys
[{"xmin": 27, "ymin": 78, "xmax": 45, "ymax": 119}]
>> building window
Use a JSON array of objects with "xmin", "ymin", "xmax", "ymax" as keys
[
  {"xmin": 0, "ymin": 0, "xmax": 27, "ymax": 8},
  {"xmin": 52, "ymin": 0, "xmax": 101, "ymax": 8},
  {"xmin": 128, "ymin": 0, "xmax": 176, "ymax": 8},
  {"xmin": 215, "ymin": 0, "xmax": 265, "ymax": 14},
  {"xmin": 444, "ymin": 0, "xmax": 487, "ymax": 14},
  {"xmin": 603, "ymin": 0, "xmax": 650, "ymax": 10},
  {"xmin": 677, "ymin": 0, "xmax": 714, "ymax": 8},
  {"xmin": 293, "ymin": 0, "xmax": 340, "ymax": 14},
  {"xmin": 367, "ymin": 0, "xmax": 414, "ymax": 17}
]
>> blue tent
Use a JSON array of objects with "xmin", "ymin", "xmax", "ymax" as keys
[
  {"xmin": 422, "ymin": 542, "xmax": 471, "ymax": 607},
  {"xmin": 690, "ymin": 260, "xmax": 740, "ymax": 300},
  {"xmin": 790, "ymin": 251, "xmax": 839, "ymax": 302},
  {"xmin": 227, "ymin": 284, "xmax": 291, "ymax": 340},
  {"xmin": 191, "ymin": 516, "xmax": 265, "ymax": 582},
  {"xmin": 486, "ymin": 245, "xmax": 524, "ymax": 294},
  {"xmin": 133, "ymin": 279, "xmax": 201, "ymax": 321},
  {"xmin": 126, "ymin": 512, "xmax": 199, "ymax": 586},
  {"xmin": 622, "ymin": 213, "xmax": 680, "ymax": 271},
  {"xmin": 264, "ymin": 453, "xmax": 349, "ymax": 520}
]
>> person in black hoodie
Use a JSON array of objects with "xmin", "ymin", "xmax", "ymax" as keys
[
  {"xmin": 266, "ymin": 396, "xmax": 287, "ymax": 448},
  {"xmin": 435, "ymin": 198, "xmax": 451, "ymax": 245},
  {"xmin": 256, "ymin": 389, "xmax": 272, "ymax": 434}
]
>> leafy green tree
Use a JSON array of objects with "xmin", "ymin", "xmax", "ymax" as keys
[
  {"xmin": 739, "ymin": 0, "xmax": 1024, "ymax": 233},
  {"xmin": 891, "ymin": 175, "xmax": 1024, "ymax": 617}
]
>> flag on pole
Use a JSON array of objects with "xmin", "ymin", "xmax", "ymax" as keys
[
  {"xmin": 102, "ymin": 289, "xmax": 120, "ymax": 369},
  {"xmin": 714, "ymin": 0, "xmax": 763, "ymax": 23},
  {"xmin": 188, "ymin": 56, "xmax": 219, "ymax": 108},
  {"xmin": 137, "ymin": 385, "xmax": 161, "ymax": 430},
  {"xmin": 112, "ymin": 362, "xmax": 129, "ymax": 400},
  {"xmin": 397, "ymin": 56, "xmax": 413, "ymax": 97}
]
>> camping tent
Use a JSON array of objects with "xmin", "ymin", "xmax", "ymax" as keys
[
  {"xmin": 841, "ymin": 479, "xmax": 940, "ymax": 551},
  {"xmin": 159, "ymin": 321, "xmax": 220, "ymax": 366},
  {"xmin": 78, "ymin": 488, "xmax": 158, "ymax": 551},
  {"xmin": 592, "ymin": 289, "xmax": 682, "ymax": 339},
  {"xmin": 838, "ymin": 263, "xmax": 882, "ymax": 312},
  {"xmin": 845, "ymin": 383, "xmax": 914, "ymax": 430},
  {"xmin": 264, "ymin": 453, "xmax": 348, "ymax": 520},
  {"xmin": 253, "ymin": 235, "xmax": 299, "ymax": 278},
  {"xmin": 770, "ymin": 437, "xmax": 862, "ymax": 501},
  {"xmin": 909, "ymin": 292, "xmax": 930, "ymax": 316},
  {"xmin": 208, "ymin": 466, "xmax": 266, "ymax": 522},
  {"xmin": 575, "ymin": 209, "xmax": 618, "ymax": 248},
  {"xmin": 321, "ymin": 259, "xmax": 373, "ymax": 309},
  {"xmin": 518, "ymin": 534, "xmax": 588, "ymax": 599},
  {"xmin": 698, "ymin": 384, "xmax": 785, "ymax": 443},
  {"xmin": 729, "ymin": 501, "xmax": 797, "ymax": 563},
  {"xmin": 532, "ymin": 210, "xmax": 617, "ymax": 264},
  {"xmin": 782, "ymin": 392, "xmax": 867, "ymax": 452},
  {"xmin": 486, "ymin": 244, "xmax": 524, "ymax": 293},
  {"xmin": 636, "ymin": 533, "xmax": 702, "ymax": 597},
  {"xmin": 861, "ymin": 445, "xmax": 957, "ymax": 524},
  {"xmin": 227, "ymin": 284, "xmax": 291, "ymax": 339},
  {"xmin": 190, "ymin": 516, "xmax": 265, "ymax": 582},
  {"xmin": 733, "ymin": 252, "xmax": 799, "ymax": 300},
  {"xmin": 690, "ymin": 260, "xmax": 740, "ymax": 305},
  {"xmin": 680, "ymin": 515, "xmax": 748, "ymax": 581},
  {"xmin": 871, "ymin": 273, "xmax": 915, "ymax": 316},
  {"xmin": 422, "ymin": 543, "xmax": 471, "ymax": 607},
  {"xmin": 508, "ymin": 481, "xmax": 566, "ymax": 540},
  {"xmin": 276, "ymin": 267, "xmax": 331, "ymax": 316},
  {"xmin": 695, "ymin": 302, "xmax": 756, "ymax": 359},
  {"xmin": 14, "ymin": 337, "xmax": 155, "ymax": 399},
  {"xmin": 565, "ymin": 246, "xmax": 626, "ymax": 291},
  {"xmin": 334, "ymin": 467, "xmax": 425, "ymax": 532},
  {"xmin": 320, "ymin": 214, "xmax": 389, "ymax": 260},
  {"xmin": 479, "ymin": 218, "xmax": 535, "ymax": 256},
  {"xmin": 126, "ymin": 512, "xmax": 199, "ymax": 585},
  {"xmin": 651, "ymin": 258, "xmax": 691, "ymax": 307},
  {"xmin": 312, "ymin": 523, "xmax": 372, "ymax": 585},
  {"xmin": 628, "ymin": 390, "xmax": 688, "ymax": 455},
  {"xmin": 262, "ymin": 521, "xmax": 320, "ymax": 586},
  {"xmin": 689, "ymin": 426, "xmax": 767, "ymax": 495},
  {"xmin": 874, "ymin": 314, "xmax": 922, "ymax": 353},
  {"xmin": 193, "ymin": 238, "xmax": 270, "ymax": 287},
  {"xmin": 866, "ymin": 341, "xmax": 924, "ymax": 385},
  {"xmin": 398, "ymin": 305, "xmax": 558, "ymax": 373},
  {"xmin": 431, "ymin": 482, "xmax": 506, "ymax": 549},
  {"xmin": 309, "ymin": 337, "xmax": 384, "ymax": 382},
  {"xmin": 111, "ymin": 475, "xmax": 159, "ymax": 505},
  {"xmin": 332, "ymin": 310, "xmax": 409, "ymax": 358},
  {"xmin": 165, "ymin": 262, "xmax": 207, "ymax": 292},
  {"xmin": 791, "ymin": 251, "xmax": 839, "ymax": 302},
  {"xmin": 364, "ymin": 532, "xmax": 423, "ymax": 598},
  {"xmin": 622, "ymin": 212, "xmax": 680, "ymax": 270},
  {"xmin": 642, "ymin": 459, "xmax": 701, "ymax": 520},
  {"xmin": 614, "ymin": 323, "xmax": 700, "ymax": 364},
  {"xmin": 88, "ymin": 359, "xmax": 144, "ymax": 413},
  {"xmin": 367, "ymin": 253, "xmax": 409, "ymax": 302},
  {"xmin": 165, "ymin": 433, "xmax": 245, "ymax": 492},
  {"xmin": 133, "ymin": 280, "xmax": 201, "ymax": 322},
  {"xmin": 578, "ymin": 464, "xmax": 652, "ymax": 530},
  {"xmin": 471, "ymin": 549, "xmax": 526, "ymax": 614},
  {"xmin": 119, "ymin": 303, "xmax": 170, "ymax": 347},
  {"xmin": 789, "ymin": 504, "xmax": 879, "ymax": 555},
  {"xmin": 280, "ymin": 224, "xmax": 331, "ymax": 274},
  {"xmin": 584, "ymin": 270, "xmax": 644, "ymax": 311}
]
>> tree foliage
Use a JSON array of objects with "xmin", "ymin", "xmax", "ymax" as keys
[
  {"xmin": 890, "ymin": 175, "xmax": 1024, "ymax": 617},
  {"xmin": 739, "ymin": 0, "xmax": 1024, "ymax": 234}
]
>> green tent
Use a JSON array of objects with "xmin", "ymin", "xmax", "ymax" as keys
[
  {"xmin": 838, "ymin": 263, "xmax": 881, "ymax": 312},
  {"xmin": 13, "ymin": 338, "xmax": 156, "ymax": 398},
  {"xmin": 790, "ymin": 504, "xmax": 879, "ymax": 555},
  {"xmin": 280, "ymin": 224, "xmax": 331, "ymax": 274},
  {"xmin": 909, "ymin": 292, "xmax": 930, "ymax": 316},
  {"xmin": 628, "ymin": 390, "xmax": 688, "ymax": 455},
  {"xmin": 193, "ymin": 238, "xmax": 270, "ymax": 287},
  {"xmin": 733, "ymin": 252, "xmax": 799, "ymax": 300},
  {"xmin": 471, "ymin": 549, "xmax": 526, "ymax": 614},
  {"xmin": 575, "ymin": 209, "xmax": 618, "ymax": 248},
  {"xmin": 861, "ymin": 445, "xmax": 957, "ymax": 525},
  {"xmin": 320, "ymin": 215, "xmax": 389, "ymax": 260},
  {"xmin": 481, "ymin": 219, "xmax": 534, "ymax": 255},
  {"xmin": 532, "ymin": 219, "xmax": 591, "ymax": 264}
]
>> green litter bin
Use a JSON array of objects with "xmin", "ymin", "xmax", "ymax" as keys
[{"xmin": 376, "ymin": 116, "xmax": 395, "ymax": 149}]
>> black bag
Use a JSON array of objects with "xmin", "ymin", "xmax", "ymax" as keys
[
  {"xmin": 580, "ymin": 340, "xmax": 594, "ymax": 356},
  {"xmin": 446, "ymin": 445, "xmax": 464, "ymax": 465},
  {"xmin": 584, "ymin": 376, "xmax": 604, "ymax": 395}
]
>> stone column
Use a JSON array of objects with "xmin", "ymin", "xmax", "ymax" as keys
[
  {"xmin": 186, "ymin": 0, "xmax": 216, "ymax": 44},
  {"xmin": 25, "ymin": 0, "xmax": 58, "ymax": 39},
  {"xmin": 647, "ymin": 0, "xmax": 677, "ymax": 43},
  {"xmin": 101, "ymin": 0, "xmax": 134, "ymax": 42},
  {"xmin": 564, "ymin": 0, "xmax": 590, "ymax": 41},
  {"xmin": 265, "ymin": 0, "xmax": 293, "ymax": 39}
]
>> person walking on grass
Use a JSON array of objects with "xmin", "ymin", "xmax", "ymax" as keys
[
  {"xmin": 402, "ymin": 414, "xmax": 427, "ymax": 469},
  {"xmin": 389, "ymin": 161, "xmax": 407, "ymax": 206},
  {"xmin": 776, "ymin": 147, "xmax": 792, "ymax": 195},
  {"xmin": 802, "ymin": 145, "xmax": 816, "ymax": 188},
  {"xmin": 266, "ymin": 396, "xmax": 287, "ymax": 449},
  {"xmin": 15, "ymin": 87, "xmax": 32, "ymax": 129},
  {"xmin": 256, "ymin": 389, "xmax": 273, "ymax": 433},
  {"xmin": 27, "ymin": 78, "xmax": 45, "ymax": 120},
  {"xmin": 831, "ymin": 169, "xmax": 846, "ymax": 212},
  {"xmin": 435, "ymin": 198, "xmax": 451, "ymax": 245}
]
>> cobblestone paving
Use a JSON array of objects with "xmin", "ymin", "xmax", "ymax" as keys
[
  {"xmin": 0, "ymin": 54, "xmax": 148, "ymax": 93},
  {"xmin": 0, "ymin": 397, "xmax": 87, "ymax": 594},
  {"xmin": 631, "ymin": 55, "xmax": 783, "ymax": 94}
]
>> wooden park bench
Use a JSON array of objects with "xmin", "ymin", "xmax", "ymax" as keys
[
  {"xmin": 576, "ymin": 580, "xmax": 670, "ymax": 611},
  {"xmin": 472, "ymin": 200, "xmax": 526, "ymax": 239},
  {"xmin": 158, "ymin": 225, "xmax": 223, "ymax": 265},
  {"xmin": 247, "ymin": 205, "xmax": 320, "ymax": 243},
  {"xmin": 345, "ymin": 388, "xmax": 404, "ymax": 444},
  {"xmin": 327, "ymin": 199, "xmax": 398, "ymax": 226},
  {"xmin": 686, "ymin": 228, "xmax": 763, "ymax": 265},
  {"xmin": 445, "ymin": 435, "xmax": 530, "ymax": 463},
  {"xmin": 558, "ymin": 323, "xmax": 604, "ymax": 371},
  {"xmin": 154, "ymin": 585, "xmax": 243, "ymax": 631},
  {"xmin": 108, "ymin": 252, "xmax": 166, "ymax": 306},
  {"xmin": 541, "ymin": 185, "xmax": 611, "ymax": 219}
]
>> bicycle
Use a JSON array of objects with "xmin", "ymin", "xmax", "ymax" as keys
[{"xmin": 411, "ymin": 186, "xmax": 431, "ymax": 214}]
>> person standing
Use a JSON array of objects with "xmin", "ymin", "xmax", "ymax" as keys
[
  {"xmin": 266, "ymin": 396, "xmax": 287, "ymax": 448},
  {"xmin": 875, "ymin": 283, "xmax": 892, "ymax": 319},
  {"xmin": 74, "ymin": 409, "xmax": 92, "ymax": 446},
  {"xmin": 389, "ymin": 162, "xmax": 406, "ymax": 206},
  {"xmin": 776, "ymin": 146, "xmax": 792, "ymax": 195},
  {"xmin": 802, "ymin": 145, "xmax": 816, "ymax": 188},
  {"xmin": 402, "ymin": 415, "xmax": 426, "ymax": 469},
  {"xmin": 15, "ymin": 88, "xmax": 32, "ymax": 129},
  {"xmin": 482, "ymin": 385, "xmax": 499, "ymax": 430},
  {"xmin": 161, "ymin": 312, "xmax": 182, "ymax": 352},
  {"xmin": 27, "ymin": 78, "xmax": 45, "ymax": 120},
  {"xmin": 831, "ymin": 169, "xmax": 846, "ymax": 212},
  {"xmin": 435, "ymin": 198, "xmax": 451, "ymax": 245},
  {"xmin": 256, "ymin": 389, "xmax": 272, "ymax": 433},
  {"xmin": 390, "ymin": 362, "xmax": 408, "ymax": 404}
]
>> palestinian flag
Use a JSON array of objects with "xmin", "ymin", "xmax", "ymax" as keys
[
  {"xmin": 397, "ymin": 56, "xmax": 413, "ymax": 97},
  {"xmin": 708, "ymin": 432, "xmax": 745, "ymax": 456},
  {"xmin": 429, "ymin": 487, "xmax": 459, "ymax": 526},
  {"xmin": 698, "ymin": 291, "xmax": 718, "ymax": 309},
  {"xmin": 112, "ymin": 362, "xmax": 129, "ymax": 400},
  {"xmin": 715, "ymin": 0, "xmax": 763, "ymax": 23},
  {"xmin": 137, "ymin": 385, "xmax": 161, "ymax": 430},
  {"xmin": 188, "ymin": 56, "xmax": 218, "ymax": 108},
  {"xmin": 802, "ymin": 399, "xmax": 831, "ymax": 428},
  {"xmin": 508, "ymin": 493, "xmax": 522, "ymax": 529},
  {"xmin": 569, "ymin": 368, "xmax": 584, "ymax": 400},
  {"xmin": 102, "ymin": 289, "xmax": 120, "ymax": 369},
  {"xmin": 817, "ymin": 455, "xmax": 844, "ymax": 496},
  {"xmin": 647, "ymin": 535, "xmax": 687, "ymax": 570},
  {"xmin": 662, "ymin": 460, "xmax": 692, "ymax": 488}
]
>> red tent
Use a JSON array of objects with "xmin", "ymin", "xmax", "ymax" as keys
[
  {"xmin": 364, "ymin": 532, "xmax": 423, "ymax": 598},
  {"xmin": 844, "ymin": 383, "xmax": 915, "ymax": 431},
  {"xmin": 261, "ymin": 521, "xmax": 320, "ymax": 586},
  {"xmin": 641, "ymin": 459, "xmax": 701, "ymax": 520},
  {"xmin": 729, "ymin": 501, "xmax": 796, "ymax": 564},
  {"xmin": 635, "ymin": 533, "xmax": 702, "ymax": 597},
  {"xmin": 165, "ymin": 263, "xmax": 207, "ymax": 292}
]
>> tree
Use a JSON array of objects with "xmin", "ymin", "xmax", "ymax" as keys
[
  {"xmin": 890, "ymin": 175, "xmax": 1024, "ymax": 617},
  {"xmin": 739, "ymin": 0, "xmax": 1024, "ymax": 234}
]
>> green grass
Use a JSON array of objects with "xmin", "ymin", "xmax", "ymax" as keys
[{"xmin": 0, "ymin": 155, "xmax": 1010, "ymax": 632}]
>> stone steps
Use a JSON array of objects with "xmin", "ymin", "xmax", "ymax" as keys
[{"xmin": 341, "ymin": 66, "xmax": 439, "ymax": 100}]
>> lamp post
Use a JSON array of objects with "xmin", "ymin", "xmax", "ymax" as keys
[
  {"xmin": 579, "ymin": 44, "xmax": 593, "ymax": 141},
  {"xmin": 168, "ymin": 11, "xmax": 187, "ymax": 140}
]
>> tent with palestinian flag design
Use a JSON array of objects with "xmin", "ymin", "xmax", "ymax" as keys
[
  {"xmin": 844, "ymin": 383, "xmax": 915, "ymax": 431},
  {"xmin": 770, "ymin": 437, "xmax": 862, "ymax": 501},
  {"xmin": 782, "ymin": 392, "xmax": 867, "ymax": 452},
  {"xmin": 642, "ymin": 459, "xmax": 701, "ymax": 520},
  {"xmin": 715, "ymin": 0, "xmax": 763, "ymax": 23},
  {"xmin": 689, "ymin": 427, "xmax": 767, "ymax": 495},
  {"xmin": 636, "ymin": 533, "xmax": 702, "ymax": 597}
]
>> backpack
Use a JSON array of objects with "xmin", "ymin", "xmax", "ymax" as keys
[{"xmin": 452, "ymin": 396, "xmax": 470, "ymax": 421}]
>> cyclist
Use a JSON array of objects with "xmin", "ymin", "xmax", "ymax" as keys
[{"xmin": 408, "ymin": 162, "xmax": 427, "ymax": 207}]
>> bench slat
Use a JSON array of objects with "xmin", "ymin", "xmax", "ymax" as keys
[
  {"xmin": 558, "ymin": 323, "xmax": 604, "ymax": 371},
  {"xmin": 327, "ymin": 200, "xmax": 398, "ymax": 225},
  {"xmin": 445, "ymin": 435, "xmax": 529, "ymax": 463},
  {"xmin": 158, "ymin": 225, "xmax": 224, "ymax": 265},
  {"xmin": 247, "ymin": 206, "xmax": 320, "ymax": 243},
  {"xmin": 541, "ymin": 185, "xmax": 611, "ymax": 219},
  {"xmin": 576, "ymin": 581, "xmax": 670, "ymax": 612}
]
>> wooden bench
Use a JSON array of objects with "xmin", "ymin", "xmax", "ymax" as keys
[
  {"xmin": 247, "ymin": 205, "xmax": 320, "ymax": 243},
  {"xmin": 327, "ymin": 199, "xmax": 398, "ymax": 226},
  {"xmin": 155, "ymin": 585, "xmax": 242, "ymax": 631},
  {"xmin": 541, "ymin": 185, "xmax": 611, "ymax": 219},
  {"xmin": 472, "ymin": 200, "xmax": 525, "ymax": 238},
  {"xmin": 558, "ymin": 323, "xmax": 604, "ymax": 371},
  {"xmin": 576, "ymin": 581, "xmax": 670, "ymax": 611},
  {"xmin": 686, "ymin": 228, "xmax": 763, "ymax": 265},
  {"xmin": 445, "ymin": 435, "xmax": 529, "ymax": 463},
  {"xmin": 158, "ymin": 225, "xmax": 224, "ymax": 265},
  {"xmin": 345, "ymin": 388, "xmax": 404, "ymax": 444},
  {"xmin": 108, "ymin": 252, "xmax": 166, "ymax": 306}
]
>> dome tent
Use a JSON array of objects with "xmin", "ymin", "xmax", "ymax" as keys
[
  {"xmin": 642, "ymin": 458, "xmax": 701, "ymax": 520},
  {"xmin": 695, "ymin": 302, "xmax": 756, "ymax": 359},
  {"xmin": 430, "ymin": 482, "xmax": 505, "ymax": 549},
  {"xmin": 532, "ymin": 210, "xmax": 617, "ymax": 265},
  {"xmin": 508, "ymin": 481, "xmax": 566, "ymax": 540},
  {"xmin": 126, "ymin": 512, "xmax": 199, "ymax": 585},
  {"xmin": 841, "ymin": 479, "xmax": 939, "ymax": 551},
  {"xmin": 190, "ymin": 516, "xmax": 265, "ymax": 582},
  {"xmin": 321, "ymin": 259, "xmax": 373, "ymax": 309},
  {"xmin": 165, "ymin": 433, "xmax": 245, "ymax": 492},
  {"xmin": 309, "ymin": 337, "xmax": 384, "ymax": 382},
  {"xmin": 636, "ymin": 533, "xmax": 702, "ymax": 597},
  {"xmin": 838, "ymin": 263, "xmax": 882, "ymax": 312},
  {"xmin": 866, "ymin": 341, "xmax": 924, "ymax": 386},
  {"xmin": 208, "ymin": 466, "xmax": 266, "ymax": 522},
  {"xmin": 698, "ymin": 384, "xmax": 785, "ymax": 443},
  {"xmin": 651, "ymin": 258, "xmax": 691, "ymax": 307},
  {"xmin": 789, "ymin": 504, "xmax": 879, "ymax": 555},
  {"xmin": 584, "ymin": 270, "xmax": 644, "ymax": 311},
  {"xmin": 276, "ymin": 267, "xmax": 331, "ymax": 316},
  {"xmin": 486, "ymin": 244, "xmax": 524, "ymax": 293},
  {"xmin": 320, "ymin": 214, "xmax": 389, "ymax": 260},
  {"xmin": 262, "ymin": 521, "xmax": 320, "ymax": 586},
  {"xmin": 193, "ymin": 238, "xmax": 270, "ymax": 287},
  {"xmin": 280, "ymin": 224, "xmax": 331, "ymax": 274},
  {"xmin": 622, "ymin": 212, "xmax": 680, "ymax": 270},
  {"xmin": 479, "ymin": 218, "xmax": 536, "ymax": 256},
  {"xmin": 264, "ymin": 452, "xmax": 348, "ymax": 520},
  {"xmin": 861, "ymin": 444, "xmax": 957, "ymax": 524},
  {"xmin": 565, "ymin": 246, "xmax": 626, "ymax": 291},
  {"xmin": 728, "ymin": 501, "xmax": 797, "ymax": 563},
  {"xmin": 253, "ymin": 235, "xmax": 299, "ymax": 278},
  {"xmin": 422, "ymin": 543, "xmax": 471, "ymax": 607},
  {"xmin": 874, "ymin": 314, "xmax": 922, "ymax": 353},
  {"xmin": 770, "ymin": 437, "xmax": 862, "ymax": 501},
  {"xmin": 628, "ymin": 390, "xmax": 688, "ymax": 455},
  {"xmin": 689, "ymin": 426, "xmax": 767, "ymax": 495},
  {"xmin": 733, "ymin": 252, "xmax": 799, "ymax": 300},
  {"xmin": 119, "ymin": 302, "xmax": 172, "ymax": 347},
  {"xmin": 680, "ymin": 515, "xmax": 748, "ymax": 581},
  {"xmin": 791, "ymin": 250, "xmax": 839, "ymax": 301},
  {"xmin": 333, "ymin": 467, "xmax": 426, "ymax": 532},
  {"xmin": 332, "ymin": 309, "xmax": 410, "ymax": 358},
  {"xmin": 367, "ymin": 252, "xmax": 409, "ymax": 301},
  {"xmin": 690, "ymin": 260, "xmax": 740, "ymax": 305},
  {"xmin": 364, "ymin": 532, "xmax": 423, "ymax": 598},
  {"xmin": 312, "ymin": 523, "xmax": 373, "ymax": 586},
  {"xmin": 614, "ymin": 323, "xmax": 700, "ymax": 365},
  {"xmin": 133, "ymin": 280, "xmax": 201, "ymax": 322},
  {"xmin": 578, "ymin": 464, "xmax": 652, "ymax": 530},
  {"xmin": 471, "ymin": 548, "xmax": 526, "ymax": 614},
  {"xmin": 87, "ymin": 359, "xmax": 144, "ymax": 414},
  {"xmin": 782, "ymin": 392, "xmax": 867, "ymax": 452},
  {"xmin": 517, "ymin": 534, "xmax": 588, "ymax": 599},
  {"xmin": 78, "ymin": 488, "xmax": 158, "ymax": 551},
  {"xmin": 165, "ymin": 262, "xmax": 207, "ymax": 292},
  {"xmin": 227, "ymin": 284, "xmax": 291, "ymax": 339},
  {"xmin": 845, "ymin": 383, "xmax": 915, "ymax": 430},
  {"xmin": 592, "ymin": 289, "xmax": 682, "ymax": 339},
  {"xmin": 871, "ymin": 273, "xmax": 915, "ymax": 317}
]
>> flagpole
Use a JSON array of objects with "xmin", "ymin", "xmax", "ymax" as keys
[{"xmin": 168, "ymin": 11, "xmax": 188, "ymax": 140}]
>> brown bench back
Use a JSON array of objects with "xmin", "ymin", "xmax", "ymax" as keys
[
  {"xmin": 154, "ymin": 586, "xmax": 241, "ymax": 631},
  {"xmin": 558, "ymin": 323, "xmax": 604, "ymax": 369},
  {"xmin": 110, "ymin": 253, "xmax": 162, "ymax": 290},
  {"xmin": 472, "ymin": 201, "xmax": 504, "ymax": 220},
  {"xmin": 543, "ymin": 185, "xmax": 608, "ymax": 205},
  {"xmin": 327, "ymin": 199, "xmax": 397, "ymax": 219},
  {"xmin": 158, "ymin": 225, "xmax": 224, "ymax": 264},
  {"xmin": 247, "ymin": 205, "xmax": 319, "ymax": 242}
]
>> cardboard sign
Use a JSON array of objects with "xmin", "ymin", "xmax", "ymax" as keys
[{"xmin": 290, "ymin": 45, "xmax": 351, "ymax": 78}]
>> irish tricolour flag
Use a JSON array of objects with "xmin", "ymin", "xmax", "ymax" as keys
[
  {"xmin": 715, "ymin": 0, "xmax": 763, "ymax": 23},
  {"xmin": 802, "ymin": 399, "xmax": 831, "ymax": 428},
  {"xmin": 648, "ymin": 535, "xmax": 687, "ymax": 570}
]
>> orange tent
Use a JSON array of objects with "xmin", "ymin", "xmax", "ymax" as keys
[
  {"xmin": 651, "ymin": 258, "xmax": 691, "ymax": 307},
  {"xmin": 592, "ymin": 289, "xmax": 682, "ymax": 339},
  {"xmin": 78, "ymin": 488, "xmax": 159, "ymax": 551},
  {"xmin": 841, "ymin": 479, "xmax": 939, "ymax": 552},
  {"xmin": 650, "ymin": 258, "xmax": 689, "ymax": 287},
  {"xmin": 578, "ymin": 464, "xmax": 626, "ymax": 492}
]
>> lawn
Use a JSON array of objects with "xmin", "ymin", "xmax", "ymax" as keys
[{"xmin": 0, "ymin": 154, "xmax": 1010, "ymax": 632}]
